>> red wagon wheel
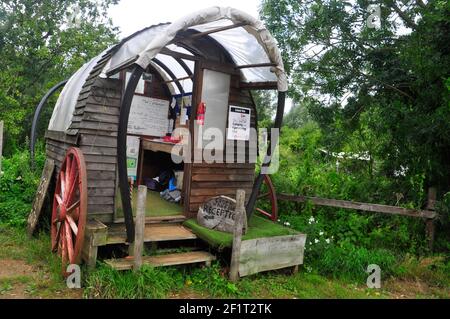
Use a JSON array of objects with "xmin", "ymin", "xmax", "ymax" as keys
[
  {"xmin": 256, "ymin": 175, "xmax": 278, "ymax": 221},
  {"xmin": 51, "ymin": 147, "xmax": 87, "ymax": 276}
]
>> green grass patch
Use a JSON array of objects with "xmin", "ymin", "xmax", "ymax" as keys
[{"xmin": 183, "ymin": 215, "xmax": 299, "ymax": 250}]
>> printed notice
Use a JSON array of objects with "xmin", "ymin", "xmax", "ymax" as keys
[{"xmin": 227, "ymin": 106, "xmax": 251, "ymax": 141}]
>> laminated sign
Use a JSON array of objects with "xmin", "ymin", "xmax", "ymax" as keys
[{"xmin": 227, "ymin": 106, "xmax": 251, "ymax": 141}]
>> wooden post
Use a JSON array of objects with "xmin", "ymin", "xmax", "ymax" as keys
[
  {"xmin": 425, "ymin": 187, "xmax": 437, "ymax": 251},
  {"xmin": 0, "ymin": 121, "xmax": 3, "ymax": 175},
  {"xmin": 133, "ymin": 185, "xmax": 147, "ymax": 271},
  {"xmin": 230, "ymin": 189, "xmax": 246, "ymax": 282}
]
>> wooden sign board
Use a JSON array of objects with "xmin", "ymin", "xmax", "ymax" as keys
[
  {"xmin": 128, "ymin": 95, "xmax": 169, "ymax": 137},
  {"xmin": 27, "ymin": 159, "xmax": 55, "ymax": 237},
  {"xmin": 197, "ymin": 196, "xmax": 247, "ymax": 234},
  {"xmin": 238, "ymin": 234, "xmax": 307, "ymax": 277}
]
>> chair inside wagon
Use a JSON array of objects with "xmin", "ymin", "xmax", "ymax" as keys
[{"xmin": 29, "ymin": 6, "xmax": 306, "ymax": 278}]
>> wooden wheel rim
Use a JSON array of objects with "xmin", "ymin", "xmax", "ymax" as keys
[
  {"xmin": 256, "ymin": 175, "xmax": 279, "ymax": 221},
  {"xmin": 51, "ymin": 147, "xmax": 87, "ymax": 273}
]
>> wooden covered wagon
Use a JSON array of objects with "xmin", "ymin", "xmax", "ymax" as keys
[{"xmin": 28, "ymin": 6, "xmax": 306, "ymax": 277}]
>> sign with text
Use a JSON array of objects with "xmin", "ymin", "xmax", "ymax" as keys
[
  {"xmin": 128, "ymin": 95, "xmax": 169, "ymax": 137},
  {"xmin": 126, "ymin": 136, "xmax": 140, "ymax": 182},
  {"xmin": 227, "ymin": 106, "xmax": 251, "ymax": 141},
  {"xmin": 198, "ymin": 196, "xmax": 247, "ymax": 234}
]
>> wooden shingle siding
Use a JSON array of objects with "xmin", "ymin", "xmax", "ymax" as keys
[{"xmin": 62, "ymin": 51, "xmax": 121, "ymax": 223}]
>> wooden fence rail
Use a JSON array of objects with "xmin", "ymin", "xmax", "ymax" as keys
[
  {"xmin": 277, "ymin": 194, "xmax": 437, "ymax": 219},
  {"xmin": 276, "ymin": 188, "xmax": 438, "ymax": 250}
]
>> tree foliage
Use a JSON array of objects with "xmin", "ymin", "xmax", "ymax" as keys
[
  {"xmin": 0, "ymin": 0, "xmax": 119, "ymax": 155},
  {"xmin": 261, "ymin": 0, "xmax": 450, "ymax": 198}
]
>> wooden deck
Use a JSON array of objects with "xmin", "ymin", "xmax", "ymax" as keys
[{"xmin": 106, "ymin": 222, "xmax": 197, "ymax": 245}]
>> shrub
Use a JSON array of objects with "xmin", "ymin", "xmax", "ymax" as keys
[{"xmin": 0, "ymin": 146, "xmax": 45, "ymax": 227}]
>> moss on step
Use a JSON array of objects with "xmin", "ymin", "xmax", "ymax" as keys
[{"xmin": 183, "ymin": 215, "xmax": 299, "ymax": 250}]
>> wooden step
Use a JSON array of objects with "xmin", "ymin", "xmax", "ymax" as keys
[
  {"xmin": 107, "ymin": 223, "xmax": 197, "ymax": 245},
  {"xmin": 104, "ymin": 251, "xmax": 216, "ymax": 271}
]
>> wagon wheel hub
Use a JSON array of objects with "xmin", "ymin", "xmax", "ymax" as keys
[{"xmin": 51, "ymin": 147, "xmax": 87, "ymax": 277}]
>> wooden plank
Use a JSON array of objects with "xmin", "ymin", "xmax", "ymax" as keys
[
  {"xmin": 82, "ymin": 112, "xmax": 119, "ymax": 124},
  {"xmin": 86, "ymin": 170, "xmax": 116, "ymax": 181},
  {"xmin": 133, "ymin": 186, "xmax": 147, "ymax": 270},
  {"xmin": 107, "ymin": 223, "xmax": 197, "ymax": 245},
  {"xmin": 80, "ymin": 145, "xmax": 117, "ymax": 156},
  {"xmin": 45, "ymin": 130, "xmax": 78, "ymax": 145},
  {"xmin": 84, "ymin": 154, "xmax": 117, "ymax": 164},
  {"xmin": 142, "ymin": 139, "xmax": 178, "ymax": 154},
  {"xmin": 87, "ymin": 188, "xmax": 115, "ymax": 197},
  {"xmin": 192, "ymin": 168, "xmax": 255, "ymax": 175},
  {"xmin": 190, "ymin": 187, "xmax": 253, "ymax": 197},
  {"xmin": 27, "ymin": 159, "xmax": 55, "ymax": 237},
  {"xmin": 230, "ymin": 190, "xmax": 246, "ymax": 282},
  {"xmin": 88, "ymin": 196, "xmax": 115, "ymax": 205},
  {"xmin": 86, "ymin": 162, "xmax": 116, "ymax": 172},
  {"xmin": 104, "ymin": 251, "xmax": 216, "ymax": 271},
  {"xmin": 192, "ymin": 174, "xmax": 254, "ymax": 182},
  {"xmin": 79, "ymin": 134, "xmax": 117, "ymax": 147},
  {"xmin": 191, "ymin": 181, "xmax": 254, "ymax": 189},
  {"xmin": 239, "ymin": 234, "xmax": 307, "ymax": 277},
  {"xmin": 277, "ymin": 194, "xmax": 437, "ymax": 219},
  {"xmin": 192, "ymin": 162, "xmax": 254, "ymax": 169}
]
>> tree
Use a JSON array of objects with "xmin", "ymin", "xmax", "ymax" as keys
[
  {"xmin": 260, "ymin": 0, "xmax": 450, "ymax": 199},
  {"xmin": 0, "ymin": 0, "xmax": 119, "ymax": 155}
]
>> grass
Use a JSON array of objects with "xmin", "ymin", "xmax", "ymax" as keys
[
  {"xmin": 183, "ymin": 215, "xmax": 300, "ymax": 250},
  {"xmin": 115, "ymin": 189, "xmax": 184, "ymax": 218},
  {"xmin": 0, "ymin": 224, "xmax": 448, "ymax": 299}
]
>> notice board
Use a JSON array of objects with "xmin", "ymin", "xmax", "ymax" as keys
[
  {"xmin": 128, "ymin": 95, "xmax": 169, "ymax": 137},
  {"xmin": 227, "ymin": 106, "xmax": 251, "ymax": 141}
]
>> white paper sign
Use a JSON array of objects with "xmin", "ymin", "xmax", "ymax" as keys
[
  {"xmin": 128, "ymin": 95, "xmax": 169, "ymax": 137},
  {"xmin": 227, "ymin": 106, "xmax": 251, "ymax": 141},
  {"xmin": 126, "ymin": 136, "xmax": 140, "ymax": 181}
]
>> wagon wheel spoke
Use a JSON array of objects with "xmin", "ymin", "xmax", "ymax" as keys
[
  {"xmin": 52, "ymin": 223, "xmax": 62, "ymax": 252},
  {"xmin": 66, "ymin": 171, "xmax": 79, "ymax": 206},
  {"xmin": 61, "ymin": 225, "xmax": 67, "ymax": 263},
  {"xmin": 67, "ymin": 200, "xmax": 80, "ymax": 214},
  {"xmin": 60, "ymin": 171, "xmax": 66, "ymax": 201},
  {"xmin": 66, "ymin": 215, "xmax": 78, "ymax": 236},
  {"xmin": 65, "ymin": 222, "xmax": 74, "ymax": 263},
  {"xmin": 55, "ymin": 194, "xmax": 63, "ymax": 206},
  {"xmin": 65, "ymin": 156, "xmax": 72, "ymax": 198}
]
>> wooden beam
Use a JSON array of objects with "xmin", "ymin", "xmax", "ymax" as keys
[
  {"xmin": 189, "ymin": 22, "xmax": 247, "ymax": 39},
  {"xmin": 277, "ymin": 194, "xmax": 437, "ymax": 219},
  {"xmin": 236, "ymin": 63, "xmax": 277, "ymax": 69},
  {"xmin": 133, "ymin": 185, "xmax": 147, "ymax": 271},
  {"xmin": 160, "ymin": 48, "xmax": 200, "ymax": 62},
  {"xmin": 164, "ymin": 75, "xmax": 193, "ymax": 84},
  {"xmin": 239, "ymin": 82, "xmax": 278, "ymax": 90},
  {"xmin": 230, "ymin": 189, "xmax": 246, "ymax": 282}
]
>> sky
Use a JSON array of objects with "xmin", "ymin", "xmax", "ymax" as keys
[{"xmin": 108, "ymin": 0, "xmax": 262, "ymax": 37}]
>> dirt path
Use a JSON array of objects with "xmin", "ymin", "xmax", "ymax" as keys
[{"xmin": 0, "ymin": 258, "xmax": 83, "ymax": 299}]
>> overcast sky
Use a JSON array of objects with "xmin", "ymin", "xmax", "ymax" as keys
[{"xmin": 109, "ymin": 0, "xmax": 262, "ymax": 37}]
